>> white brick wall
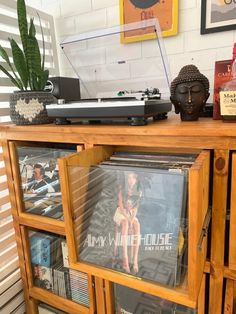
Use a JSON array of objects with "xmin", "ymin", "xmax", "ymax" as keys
[
  {"xmin": 180, "ymin": 0, "xmax": 197, "ymax": 10},
  {"xmin": 106, "ymin": 5, "xmax": 120, "ymax": 27},
  {"xmin": 92, "ymin": 0, "xmax": 117, "ymax": 10},
  {"xmin": 75, "ymin": 9, "xmax": 107, "ymax": 33},
  {"xmin": 60, "ymin": 0, "xmax": 91, "ymax": 17},
  {"xmin": 28, "ymin": 0, "xmax": 236, "ymax": 101}
]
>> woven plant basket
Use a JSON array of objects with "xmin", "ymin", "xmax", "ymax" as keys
[{"xmin": 10, "ymin": 91, "xmax": 55, "ymax": 125}]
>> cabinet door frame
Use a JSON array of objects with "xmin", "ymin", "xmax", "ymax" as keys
[{"xmin": 59, "ymin": 145, "xmax": 210, "ymax": 307}]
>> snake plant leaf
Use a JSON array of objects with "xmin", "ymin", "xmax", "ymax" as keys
[
  {"xmin": 42, "ymin": 69, "xmax": 49, "ymax": 89},
  {"xmin": 29, "ymin": 18, "xmax": 36, "ymax": 37},
  {"xmin": 9, "ymin": 39, "xmax": 28, "ymax": 90},
  {"xmin": 27, "ymin": 36, "xmax": 42, "ymax": 88},
  {"xmin": 38, "ymin": 69, "xmax": 49, "ymax": 90},
  {"xmin": 0, "ymin": 43, "xmax": 24, "ymax": 89},
  {"xmin": 37, "ymin": 12, "xmax": 45, "ymax": 71},
  {"xmin": 17, "ymin": 0, "xmax": 28, "ymax": 57},
  {"xmin": 0, "ymin": 45, "xmax": 11, "ymax": 65},
  {"xmin": 28, "ymin": 73, "xmax": 33, "ymax": 90},
  {"xmin": 28, "ymin": 19, "xmax": 39, "ymax": 90},
  {"xmin": 2, "ymin": 0, "xmax": 49, "ymax": 91},
  {"xmin": 0, "ymin": 64, "xmax": 23, "ymax": 90},
  {"xmin": 36, "ymin": 70, "xmax": 43, "ymax": 90},
  {"xmin": 31, "ymin": 72, "xmax": 40, "ymax": 90},
  {"xmin": 0, "ymin": 44, "xmax": 15, "ymax": 75}
]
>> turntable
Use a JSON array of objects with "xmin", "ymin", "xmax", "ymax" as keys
[
  {"xmin": 46, "ymin": 91, "xmax": 172, "ymax": 126},
  {"xmin": 46, "ymin": 19, "xmax": 172, "ymax": 126}
]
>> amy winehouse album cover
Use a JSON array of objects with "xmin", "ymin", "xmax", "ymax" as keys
[
  {"xmin": 114, "ymin": 284, "xmax": 197, "ymax": 314},
  {"xmin": 76, "ymin": 164, "xmax": 188, "ymax": 287}
]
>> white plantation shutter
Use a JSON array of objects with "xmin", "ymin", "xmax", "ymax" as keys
[
  {"xmin": 0, "ymin": 0, "xmax": 59, "ymax": 122},
  {"xmin": 0, "ymin": 1, "xmax": 59, "ymax": 313},
  {"xmin": 0, "ymin": 145, "xmax": 26, "ymax": 313}
]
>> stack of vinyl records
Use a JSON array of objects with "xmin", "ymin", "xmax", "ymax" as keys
[{"xmin": 75, "ymin": 151, "xmax": 196, "ymax": 287}]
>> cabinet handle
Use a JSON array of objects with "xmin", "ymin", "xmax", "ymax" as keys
[{"xmin": 198, "ymin": 207, "xmax": 212, "ymax": 251}]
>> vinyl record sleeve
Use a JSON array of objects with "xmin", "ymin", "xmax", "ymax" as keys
[
  {"xmin": 17, "ymin": 146, "xmax": 75, "ymax": 219},
  {"xmin": 76, "ymin": 165, "xmax": 187, "ymax": 286}
]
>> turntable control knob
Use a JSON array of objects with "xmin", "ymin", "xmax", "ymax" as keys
[{"xmin": 58, "ymin": 99, "xmax": 65, "ymax": 105}]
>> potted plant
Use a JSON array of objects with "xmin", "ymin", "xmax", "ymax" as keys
[{"xmin": 0, "ymin": 0, "xmax": 55, "ymax": 125}]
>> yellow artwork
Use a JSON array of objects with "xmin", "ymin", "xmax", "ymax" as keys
[{"xmin": 119, "ymin": 0, "xmax": 178, "ymax": 43}]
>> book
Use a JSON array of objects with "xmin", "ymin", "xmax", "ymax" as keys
[
  {"xmin": 77, "ymin": 164, "xmax": 188, "ymax": 287},
  {"xmin": 213, "ymin": 59, "xmax": 231, "ymax": 120},
  {"xmin": 114, "ymin": 284, "xmax": 197, "ymax": 314}
]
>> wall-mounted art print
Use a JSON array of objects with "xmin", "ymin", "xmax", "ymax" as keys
[
  {"xmin": 119, "ymin": 0, "xmax": 178, "ymax": 43},
  {"xmin": 201, "ymin": 0, "xmax": 236, "ymax": 34}
]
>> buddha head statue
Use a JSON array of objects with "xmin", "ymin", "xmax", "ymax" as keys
[{"xmin": 170, "ymin": 65, "xmax": 210, "ymax": 121}]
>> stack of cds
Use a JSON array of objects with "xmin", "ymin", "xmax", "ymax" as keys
[{"xmin": 69, "ymin": 269, "xmax": 90, "ymax": 307}]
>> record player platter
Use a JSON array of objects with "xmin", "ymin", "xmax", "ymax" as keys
[{"xmin": 46, "ymin": 98, "xmax": 172, "ymax": 126}]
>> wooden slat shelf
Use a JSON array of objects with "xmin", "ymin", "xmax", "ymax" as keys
[
  {"xmin": 205, "ymin": 262, "xmax": 236, "ymax": 281},
  {"xmin": 17, "ymin": 213, "xmax": 66, "ymax": 235},
  {"xmin": 69, "ymin": 261, "xmax": 195, "ymax": 308},
  {"xmin": 30, "ymin": 287, "xmax": 90, "ymax": 314},
  {"xmin": 224, "ymin": 268, "xmax": 236, "ymax": 281}
]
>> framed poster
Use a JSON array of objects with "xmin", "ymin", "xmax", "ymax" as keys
[
  {"xmin": 201, "ymin": 0, "xmax": 236, "ymax": 34},
  {"xmin": 119, "ymin": 0, "xmax": 178, "ymax": 43}
]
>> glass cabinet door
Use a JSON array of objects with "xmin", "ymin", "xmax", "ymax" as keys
[
  {"xmin": 113, "ymin": 283, "xmax": 197, "ymax": 314},
  {"xmin": 24, "ymin": 228, "xmax": 94, "ymax": 312},
  {"xmin": 10, "ymin": 142, "xmax": 76, "ymax": 220},
  {"xmin": 59, "ymin": 145, "xmax": 210, "ymax": 305}
]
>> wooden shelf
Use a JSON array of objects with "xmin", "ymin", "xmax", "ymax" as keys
[
  {"xmin": 17, "ymin": 212, "xmax": 66, "ymax": 235},
  {"xmin": 1, "ymin": 116, "xmax": 236, "ymax": 149},
  {"xmin": 30, "ymin": 286, "xmax": 90, "ymax": 314},
  {"xmin": 69, "ymin": 261, "xmax": 195, "ymax": 308}
]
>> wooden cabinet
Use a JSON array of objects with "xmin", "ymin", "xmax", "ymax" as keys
[{"xmin": 2, "ymin": 116, "xmax": 236, "ymax": 314}]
